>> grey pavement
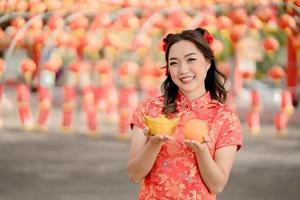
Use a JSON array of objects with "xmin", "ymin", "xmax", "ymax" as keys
[{"xmin": 0, "ymin": 123, "xmax": 300, "ymax": 200}]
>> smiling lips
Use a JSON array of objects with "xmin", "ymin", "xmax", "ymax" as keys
[{"xmin": 180, "ymin": 76, "xmax": 195, "ymax": 84}]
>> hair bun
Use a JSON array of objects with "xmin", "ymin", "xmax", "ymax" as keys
[{"xmin": 194, "ymin": 28, "xmax": 206, "ymax": 35}]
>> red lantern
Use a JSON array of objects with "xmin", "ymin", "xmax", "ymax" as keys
[
  {"xmin": 16, "ymin": 1, "xmax": 28, "ymax": 12},
  {"xmin": 17, "ymin": 84, "xmax": 33, "ymax": 130},
  {"xmin": 198, "ymin": 14, "xmax": 217, "ymax": 28},
  {"xmin": 217, "ymin": 15, "xmax": 233, "ymax": 30},
  {"xmin": 230, "ymin": 25, "xmax": 246, "ymax": 43},
  {"xmin": 29, "ymin": 2, "xmax": 46, "ymax": 15},
  {"xmin": 46, "ymin": 0, "xmax": 62, "ymax": 11},
  {"xmin": 82, "ymin": 85, "xmax": 98, "ymax": 135},
  {"xmin": 48, "ymin": 15, "xmax": 64, "ymax": 30},
  {"xmin": 90, "ymin": 13, "xmax": 110, "ymax": 30},
  {"xmin": 10, "ymin": 17, "xmax": 26, "ymax": 29},
  {"xmin": 290, "ymin": 34, "xmax": 300, "ymax": 49},
  {"xmin": 274, "ymin": 111, "xmax": 288, "ymax": 135},
  {"xmin": 229, "ymin": 8, "xmax": 248, "ymax": 25},
  {"xmin": 246, "ymin": 111, "xmax": 260, "ymax": 135},
  {"xmin": 69, "ymin": 14, "xmax": 89, "ymax": 30},
  {"xmin": 250, "ymin": 89, "xmax": 261, "ymax": 111},
  {"xmin": 278, "ymin": 14, "xmax": 296, "ymax": 30},
  {"xmin": 0, "ymin": 58, "xmax": 4, "ymax": 75},
  {"xmin": 20, "ymin": 59, "xmax": 36, "ymax": 73},
  {"xmin": 121, "ymin": 13, "xmax": 140, "ymax": 29},
  {"xmin": 55, "ymin": 32, "xmax": 73, "ymax": 47},
  {"xmin": 69, "ymin": 60, "xmax": 81, "ymax": 73},
  {"xmin": 96, "ymin": 59, "xmax": 111, "ymax": 74},
  {"xmin": 241, "ymin": 71, "xmax": 255, "ymax": 80},
  {"xmin": 267, "ymin": 66, "xmax": 285, "ymax": 81},
  {"xmin": 44, "ymin": 53, "xmax": 62, "ymax": 73},
  {"xmin": 256, "ymin": 6, "xmax": 274, "ymax": 23},
  {"xmin": 168, "ymin": 11, "xmax": 190, "ymax": 28},
  {"xmin": 211, "ymin": 39, "xmax": 224, "ymax": 56},
  {"xmin": 248, "ymin": 15, "xmax": 264, "ymax": 30},
  {"xmin": 61, "ymin": 85, "xmax": 76, "ymax": 132},
  {"xmin": 0, "ymin": 1, "xmax": 6, "ymax": 12},
  {"xmin": 262, "ymin": 37, "xmax": 279, "ymax": 53},
  {"xmin": 281, "ymin": 90, "xmax": 295, "ymax": 115},
  {"xmin": 118, "ymin": 62, "xmax": 139, "ymax": 77}
]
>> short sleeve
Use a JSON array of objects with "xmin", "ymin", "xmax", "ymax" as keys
[
  {"xmin": 215, "ymin": 111, "xmax": 243, "ymax": 151},
  {"xmin": 130, "ymin": 99, "xmax": 148, "ymax": 130}
]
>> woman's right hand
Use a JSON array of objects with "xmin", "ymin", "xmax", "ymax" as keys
[{"xmin": 143, "ymin": 127, "xmax": 173, "ymax": 144}]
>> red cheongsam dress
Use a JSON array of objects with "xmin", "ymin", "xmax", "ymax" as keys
[{"xmin": 130, "ymin": 92, "xmax": 242, "ymax": 200}]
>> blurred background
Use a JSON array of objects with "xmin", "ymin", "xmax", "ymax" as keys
[{"xmin": 0, "ymin": 0, "xmax": 299, "ymax": 200}]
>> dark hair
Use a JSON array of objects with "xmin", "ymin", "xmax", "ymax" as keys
[{"xmin": 161, "ymin": 28, "xmax": 227, "ymax": 116}]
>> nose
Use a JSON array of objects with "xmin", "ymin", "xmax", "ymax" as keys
[{"xmin": 179, "ymin": 61, "xmax": 189, "ymax": 74}]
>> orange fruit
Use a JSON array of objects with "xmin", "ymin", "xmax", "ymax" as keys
[
  {"xmin": 144, "ymin": 115, "xmax": 179, "ymax": 136},
  {"xmin": 182, "ymin": 119, "xmax": 208, "ymax": 143}
]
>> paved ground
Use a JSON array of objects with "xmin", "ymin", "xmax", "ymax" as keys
[
  {"xmin": 0, "ymin": 122, "xmax": 300, "ymax": 200},
  {"xmin": 0, "ymin": 88, "xmax": 300, "ymax": 200}
]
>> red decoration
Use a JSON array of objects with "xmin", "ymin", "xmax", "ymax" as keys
[
  {"xmin": 281, "ymin": 90, "xmax": 295, "ymax": 115},
  {"xmin": 48, "ymin": 15, "xmax": 64, "ymax": 30},
  {"xmin": 203, "ymin": 31, "xmax": 214, "ymax": 45},
  {"xmin": 61, "ymin": 85, "xmax": 76, "ymax": 132},
  {"xmin": 248, "ymin": 15, "xmax": 263, "ymax": 30},
  {"xmin": 37, "ymin": 86, "xmax": 52, "ymax": 128},
  {"xmin": 278, "ymin": 14, "xmax": 296, "ymax": 30},
  {"xmin": 17, "ymin": 84, "xmax": 33, "ymax": 129},
  {"xmin": 21, "ymin": 58, "xmax": 36, "ymax": 74},
  {"xmin": 217, "ymin": 15, "xmax": 233, "ymax": 30},
  {"xmin": 267, "ymin": 66, "xmax": 285, "ymax": 81},
  {"xmin": 256, "ymin": 7, "xmax": 274, "ymax": 23},
  {"xmin": 229, "ymin": 8, "xmax": 248, "ymax": 25},
  {"xmin": 262, "ymin": 37, "xmax": 279, "ymax": 52},
  {"xmin": 0, "ymin": 58, "xmax": 4, "ymax": 73},
  {"xmin": 96, "ymin": 59, "xmax": 111, "ymax": 74},
  {"xmin": 274, "ymin": 111, "xmax": 288, "ymax": 135},
  {"xmin": 246, "ymin": 111, "xmax": 260, "ymax": 135},
  {"xmin": 69, "ymin": 14, "xmax": 89, "ymax": 30},
  {"xmin": 69, "ymin": 60, "xmax": 81, "ymax": 73},
  {"xmin": 250, "ymin": 89, "xmax": 261, "ymax": 110}
]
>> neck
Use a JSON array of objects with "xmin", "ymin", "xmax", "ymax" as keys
[{"xmin": 180, "ymin": 87, "xmax": 207, "ymax": 101}]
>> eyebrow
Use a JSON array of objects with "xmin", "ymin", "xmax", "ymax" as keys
[{"xmin": 169, "ymin": 53, "xmax": 197, "ymax": 60}]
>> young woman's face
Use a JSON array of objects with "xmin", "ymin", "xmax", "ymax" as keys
[{"xmin": 168, "ymin": 40, "xmax": 210, "ymax": 100}]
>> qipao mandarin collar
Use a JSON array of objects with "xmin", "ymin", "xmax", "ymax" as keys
[{"xmin": 175, "ymin": 90, "xmax": 212, "ymax": 112}]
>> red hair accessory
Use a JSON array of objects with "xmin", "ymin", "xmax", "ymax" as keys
[{"xmin": 204, "ymin": 31, "xmax": 214, "ymax": 45}]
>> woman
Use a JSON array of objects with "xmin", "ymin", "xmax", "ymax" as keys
[{"xmin": 127, "ymin": 28, "xmax": 242, "ymax": 200}]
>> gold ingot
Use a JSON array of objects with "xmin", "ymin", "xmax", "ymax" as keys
[{"xmin": 144, "ymin": 115, "xmax": 179, "ymax": 136}]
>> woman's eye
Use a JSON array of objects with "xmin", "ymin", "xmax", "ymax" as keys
[
  {"xmin": 187, "ymin": 58, "xmax": 196, "ymax": 63},
  {"xmin": 170, "ymin": 62, "xmax": 177, "ymax": 66}
]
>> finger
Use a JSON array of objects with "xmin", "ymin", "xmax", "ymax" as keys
[
  {"xmin": 152, "ymin": 134, "xmax": 164, "ymax": 141},
  {"xmin": 203, "ymin": 135, "xmax": 212, "ymax": 143},
  {"xmin": 163, "ymin": 135, "xmax": 174, "ymax": 141},
  {"xmin": 184, "ymin": 139, "xmax": 192, "ymax": 144},
  {"xmin": 143, "ymin": 127, "xmax": 150, "ymax": 137}
]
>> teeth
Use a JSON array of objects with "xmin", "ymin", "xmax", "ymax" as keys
[{"xmin": 180, "ymin": 76, "xmax": 194, "ymax": 83}]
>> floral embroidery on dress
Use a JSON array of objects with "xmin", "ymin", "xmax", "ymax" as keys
[{"xmin": 131, "ymin": 92, "xmax": 243, "ymax": 200}]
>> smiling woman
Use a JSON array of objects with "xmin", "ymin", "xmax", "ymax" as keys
[
  {"xmin": 168, "ymin": 41, "xmax": 210, "ymax": 101},
  {"xmin": 128, "ymin": 28, "xmax": 242, "ymax": 200}
]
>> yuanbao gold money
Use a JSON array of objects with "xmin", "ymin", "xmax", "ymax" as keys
[{"xmin": 144, "ymin": 115, "xmax": 179, "ymax": 136}]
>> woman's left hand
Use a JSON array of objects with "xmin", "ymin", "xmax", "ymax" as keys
[{"xmin": 184, "ymin": 135, "xmax": 211, "ymax": 153}]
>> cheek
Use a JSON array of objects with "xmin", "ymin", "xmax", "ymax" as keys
[{"xmin": 192, "ymin": 65, "xmax": 206, "ymax": 75}]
